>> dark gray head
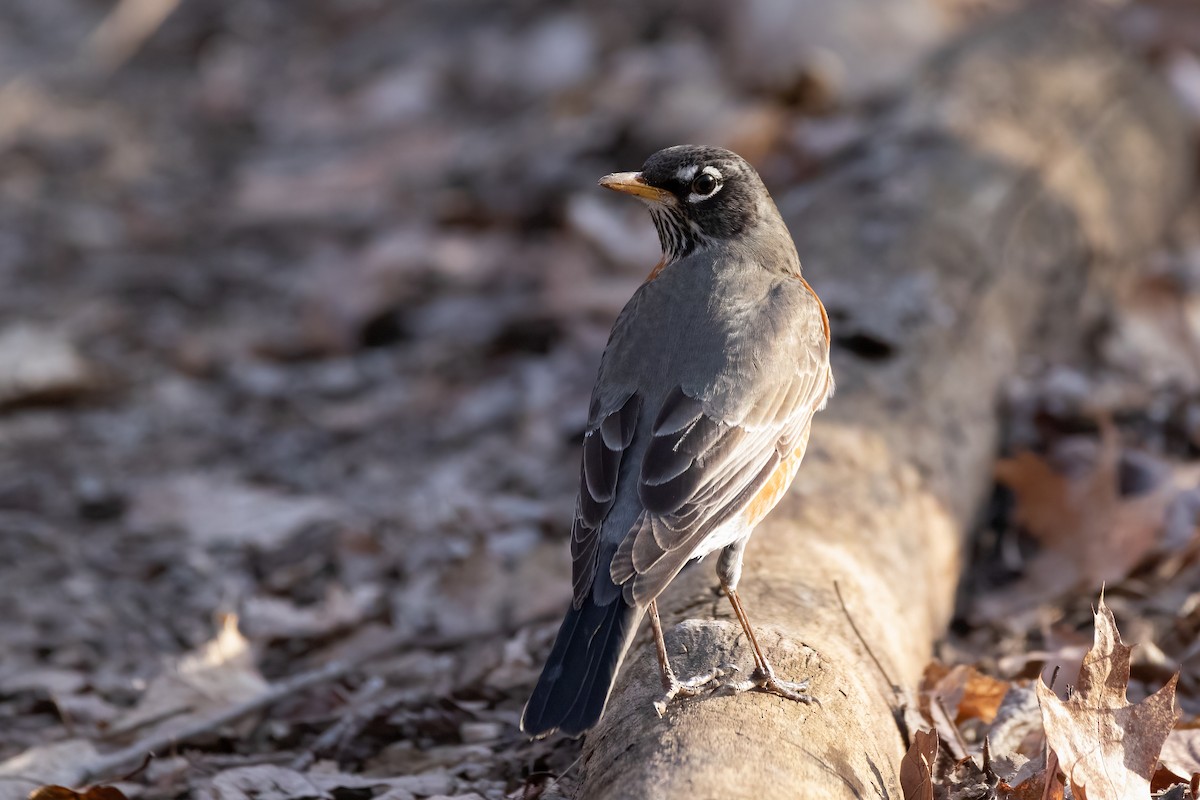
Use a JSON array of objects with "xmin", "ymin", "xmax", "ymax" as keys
[{"xmin": 599, "ymin": 145, "xmax": 774, "ymax": 265}]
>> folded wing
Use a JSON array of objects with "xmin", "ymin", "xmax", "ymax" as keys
[{"xmin": 610, "ymin": 356, "xmax": 829, "ymax": 606}]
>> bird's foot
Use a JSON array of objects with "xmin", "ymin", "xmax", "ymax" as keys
[
  {"xmin": 727, "ymin": 666, "xmax": 817, "ymax": 705},
  {"xmin": 653, "ymin": 664, "xmax": 738, "ymax": 717}
]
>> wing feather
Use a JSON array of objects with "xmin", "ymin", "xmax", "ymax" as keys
[
  {"xmin": 612, "ymin": 357, "xmax": 830, "ymax": 606},
  {"xmin": 632, "ymin": 521, "xmax": 668, "ymax": 574},
  {"xmin": 570, "ymin": 392, "xmax": 641, "ymax": 606},
  {"xmin": 652, "ymin": 387, "xmax": 705, "ymax": 435}
]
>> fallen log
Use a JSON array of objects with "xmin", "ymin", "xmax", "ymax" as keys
[{"xmin": 577, "ymin": 7, "xmax": 1191, "ymax": 798}]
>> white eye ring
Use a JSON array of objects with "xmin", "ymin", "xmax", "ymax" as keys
[{"xmin": 686, "ymin": 167, "xmax": 723, "ymax": 203}]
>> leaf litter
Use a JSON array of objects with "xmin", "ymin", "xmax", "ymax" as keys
[
  {"xmin": 981, "ymin": 419, "xmax": 1200, "ymax": 620},
  {"xmin": 4, "ymin": 0, "xmax": 1200, "ymax": 798},
  {"xmin": 905, "ymin": 597, "xmax": 1188, "ymax": 800}
]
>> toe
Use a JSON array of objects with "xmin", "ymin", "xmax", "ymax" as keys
[{"xmin": 764, "ymin": 678, "xmax": 815, "ymax": 704}]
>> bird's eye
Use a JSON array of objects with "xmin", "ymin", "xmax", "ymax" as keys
[{"xmin": 691, "ymin": 172, "xmax": 718, "ymax": 196}]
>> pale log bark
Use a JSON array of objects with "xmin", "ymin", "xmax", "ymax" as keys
[{"xmin": 578, "ymin": 8, "xmax": 1191, "ymax": 798}]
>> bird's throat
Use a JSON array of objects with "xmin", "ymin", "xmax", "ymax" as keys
[{"xmin": 649, "ymin": 205, "xmax": 702, "ymax": 267}]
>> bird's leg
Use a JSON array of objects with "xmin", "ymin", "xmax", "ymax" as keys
[
  {"xmin": 647, "ymin": 599, "xmax": 678, "ymax": 691},
  {"xmin": 716, "ymin": 538, "xmax": 813, "ymax": 704},
  {"xmin": 647, "ymin": 600, "xmax": 728, "ymax": 716},
  {"xmin": 719, "ymin": 582, "xmax": 814, "ymax": 703}
]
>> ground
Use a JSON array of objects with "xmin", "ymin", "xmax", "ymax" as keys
[{"xmin": 1, "ymin": 1, "xmax": 1200, "ymax": 799}]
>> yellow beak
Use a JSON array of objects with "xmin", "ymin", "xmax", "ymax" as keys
[{"xmin": 598, "ymin": 172, "xmax": 674, "ymax": 204}]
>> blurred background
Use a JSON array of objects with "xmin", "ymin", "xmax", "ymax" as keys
[{"xmin": 3, "ymin": 0, "xmax": 1200, "ymax": 798}]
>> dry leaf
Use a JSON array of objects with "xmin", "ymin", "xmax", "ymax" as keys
[
  {"xmin": 202, "ymin": 765, "xmax": 454, "ymax": 800},
  {"xmin": 984, "ymin": 422, "xmax": 1200, "ymax": 620},
  {"xmin": 129, "ymin": 474, "xmax": 341, "ymax": 549},
  {"xmin": 987, "ymin": 684, "xmax": 1045, "ymax": 760},
  {"xmin": 28, "ymin": 786, "xmax": 129, "ymax": 800},
  {"xmin": 1102, "ymin": 273, "xmax": 1200, "ymax": 391},
  {"xmin": 1159, "ymin": 725, "xmax": 1200, "ymax": 784},
  {"xmin": 996, "ymin": 423, "xmax": 1175, "ymax": 589},
  {"xmin": 900, "ymin": 729, "xmax": 938, "ymax": 800},
  {"xmin": 956, "ymin": 671, "xmax": 1010, "ymax": 724},
  {"xmin": 929, "ymin": 696, "xmax": 967, "ymax": 762},
  {"xmin": 206, "ymin": 766, "xmax": 331, "ymax": 800},
  {"xmin": 0, "ymin": 740, "xmax": 99, "ymax": 793},
  {"xmin": 1152, "ymin": 764, "xmax": 1186, "ymax": 794},
  {"xmin": 0, "ymin": 669, "xmax": 87, "ymax": 697},
  {"xmin": 240, "ymin": 585, "xmax": 380, "ymax": 640},
  {"xmin": 918, "ymin": 661, "xmax": 1014, "ymax": 767},
  {"xmin": 0, "ymin": 325, "xmax": 98, "ymax": 408},
  {"xmin": 922, "ymin": 662, "xmax": 1010, "ymax": 724},
  {"xmin": 1036, "ymin": 597, "xmax": 1178, "ymax": 800},
  {"xmin": 107, "ymin": 614, "xmax": 268, "ymax": 738},
  {"xmin": 999, "ymin": 766, "xmax": 1064, "ymax": 800}
]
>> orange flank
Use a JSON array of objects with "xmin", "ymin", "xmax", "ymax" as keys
[
  {"xmin": 799, "ymin": 276, "xmax": 830, "ymax": 344},
  {"xmin": 736, "ymin": 277, "xmax": 831, "ymax": 531},
  {"xmin": 742, "ymin": 431, "xmax": 812, "ymax": 528}
]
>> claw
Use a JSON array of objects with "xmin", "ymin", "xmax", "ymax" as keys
[
  {"xmin": 652, "ymin": 665, "xmax": 734, "ymax": 716},
  {"xmin": 726, "ymin": 666, "xmax": 817, "ymax": 705}
]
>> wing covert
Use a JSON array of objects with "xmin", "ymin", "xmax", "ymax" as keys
[{"xmin": 611, "ymin": 358, "xmax": 830, "ymax": 605}]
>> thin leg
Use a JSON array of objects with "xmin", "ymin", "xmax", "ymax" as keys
[
  {"xmin": 646, "ymin": 599, "xmax": 730, "ymax": 716},
  {"xmin": 721, "ymin": 584, "xmax": 768, "ymax": 672},
  {"xmin": 647, "ymin": 600, "xmax": 677, "ymax": 691},
  {"xmin": 720, "ymin": 582, "xmax": 815, "ymax": 704}
]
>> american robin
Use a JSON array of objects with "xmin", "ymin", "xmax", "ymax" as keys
[{"xmin": 521, "ymin": 145, "xmax": 833, "ymax": 737}]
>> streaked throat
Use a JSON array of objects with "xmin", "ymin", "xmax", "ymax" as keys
[{"xmin": 649, "ymin": 205, "xmax": 710, "ymax": 266}]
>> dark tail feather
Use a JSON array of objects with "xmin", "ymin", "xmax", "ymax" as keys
[{"xmin": 521, "ymin": 593, "xmax": 638, "ymax": 737}]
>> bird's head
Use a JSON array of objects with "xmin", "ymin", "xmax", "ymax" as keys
[{"xmin": 599, "ymin": 145, "xmax": 773, "ymax": 266}]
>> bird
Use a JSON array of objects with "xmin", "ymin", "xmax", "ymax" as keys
[{"xmin": 521, "ymin": 145, "xmax": 833, "ymax": 738}]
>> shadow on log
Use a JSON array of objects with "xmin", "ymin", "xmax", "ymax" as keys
[{"xmin": 578, "ymin": 6, "xmax": 1191, "ymax": 798}]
